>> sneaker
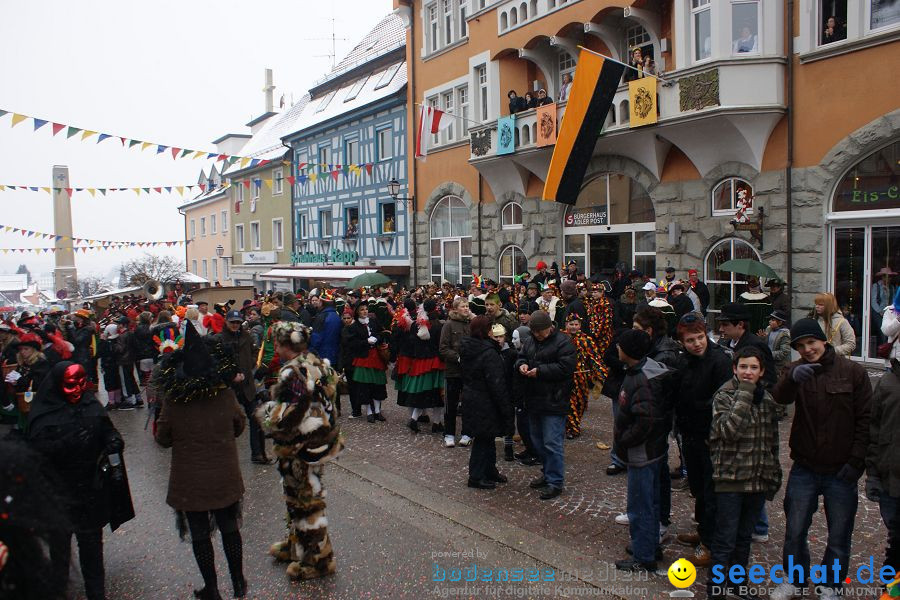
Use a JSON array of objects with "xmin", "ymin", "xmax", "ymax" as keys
[
  {"xmin": 458, "ymin": 435, "xmax": 472, "ymax": 447},
  {"xmin": 751, "ymin": 533, "xmax": 769, "ymax": 543},
  {"xmin": 615, "ymin": 513, "xmax": 630, "ymax": 525},
  {"xmin": 676, "ymin": 532, "xmax": 700, "ymax": 546},
  {"xmin": 615, "ymin": 558, "xmax": 657, "ymax": 572},
  {"xmin": 606, "ymin": 463, "xmax": 626, "ymax": 476},
  {"xmin": 443, "ymin": 435, "xmax": 455, "ymax": 448},
  {"xmin": 770, "ymin": 582, "xmax": 799, "ymax": 600}
]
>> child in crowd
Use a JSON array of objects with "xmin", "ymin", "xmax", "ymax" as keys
[
  {"xmin": 707, "ymin": 346, "xmax": 781, "ymax": 600},
  {"xmin": 763, "ymin": 309, "xmax": 792, "ymax": 381}
]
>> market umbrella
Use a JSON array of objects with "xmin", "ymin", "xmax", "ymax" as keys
[
  {"xmin": 344, "ymin": 272, "xmax": 392, "ymax": 289},
  {"xmin": 717, "ymin": 259, "xmax": 779, "ymax": 280}
]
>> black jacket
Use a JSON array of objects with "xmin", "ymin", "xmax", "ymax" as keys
[
  {"xmin": 460, "ymin": 337, "xmax": 513, "ymax": 438},
  {"xmin": 670, "ymin": 294, "xmax": 694, "ymax": 319},
  {"xmin": 614, "ymin": 357, "xmax": 672, "ymax": 466},
  {"xmin": 132, "ymin": 324, "xmax": 157, "ymax": 360},
  {"xmin": 508, "ymin": 96, "xmax": 527, "ymax": 114},
  {"xmin": 613, "ymin": 298, "xmax": 637, "ymax": 332},
  {"xmin": 514, "ymin": 329, "xmax": 577, "ymax": 416},
  {"xmin": 674, "ymin": 342, "xmax": 733, "ymax": 438},
  {"xmin": 69, "ymin": 325, "xmax": 95, "ymax": 371},
  {"xmin": 345, "ymin": 318, "xmax": 383, "ymax": 360},
  {"xmin": 602, "ymin": 329, "xmax": 627, "ymax": 400}
]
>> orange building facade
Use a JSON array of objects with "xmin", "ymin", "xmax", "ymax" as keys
[{"xmin": 398, "ymin": 0, "xmax": 899, "ymax": 363}]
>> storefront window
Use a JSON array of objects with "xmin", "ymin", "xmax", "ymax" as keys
[
  {"xmin": 833, "ymin": 140, "xmax": 900, "ymax": 212},
  {"xmin": 705, "ymin": 238, "xmax": 760, "ymax": 312},
  {"xmin": 430, "ymin": 196, "xmax": 472, "ymax": 284}
]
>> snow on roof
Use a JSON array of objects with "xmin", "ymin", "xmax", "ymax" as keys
[
  {"xmin": 223, "ymin": 95, "xmax": 312, "ymax": 176},
  {"xmin": 319, "ymin": 12, "xmax": 406, "ymax": 85},
  {"xmin": 0, "ymin": 274, "xmax": 28, "ymax": 292}
]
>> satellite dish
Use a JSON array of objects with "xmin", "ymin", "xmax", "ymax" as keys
[{"xmin": 56, "ymin": 289, "xmax": 68, "ymax": 300}]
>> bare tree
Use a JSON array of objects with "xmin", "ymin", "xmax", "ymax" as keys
[
  {"xmin": 80, "ymin": 275, "xmax": 107, "ymax": 297},
  {"xmin": 119, "ymin": 253, "xmax": 185, "ymax": 286},
  {"xmin": 15, "ymin": 264, "xmax": 31, "ymax": 285}
]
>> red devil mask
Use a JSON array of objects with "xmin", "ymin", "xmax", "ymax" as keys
[{"xmin": 62, "ymin": 363, "xmax": 87, "ymax": 404}]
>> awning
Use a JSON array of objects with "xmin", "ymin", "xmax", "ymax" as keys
[
  {"xmin": 259, "ymin": 268, "xmax": 379, "ymax": 281},
  {"xmin": 178, "ymin": 272, "xmax": 209, "ymax": 284}
]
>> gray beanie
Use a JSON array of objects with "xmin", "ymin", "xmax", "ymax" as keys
[{"xmin": 529, "ymin": 310, "xmax": 553, "ymax": 332}]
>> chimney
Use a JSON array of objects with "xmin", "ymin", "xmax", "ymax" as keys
[{"xmin": 263, "ymin": 68, "xmax": 274, "ymax": 113}]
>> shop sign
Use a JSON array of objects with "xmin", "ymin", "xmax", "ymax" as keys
[
  {"xmin": 242, "ymin": 251, "xmax": 276, "ymax": 264},
  {"xmin": 565, "ymin": 209, "xmax": 608, "ymax": 227},
  {"xmin": 290, "ymin": 249, "xmax": 358, "ymax": 265}
]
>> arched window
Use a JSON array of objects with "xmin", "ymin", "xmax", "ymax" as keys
[
  {"xmin": 430, "ymin": 196, "xmax": 473, "ymax": 285},
  {"xmin": 704, "ymin": 238, "xmax": 761, "ymax": 312},
  {"xmin": 501, "ymin": 12, "xmax": 508, "ymax": 30},
  {"xmin": 510, "ymin": 7, "xmax": 518, "ymax": 26},
  {"xmin": 521, "ymin": 124, "xmax": 531, "ymax": 145},
  {"xmin": 530, "ymin": 0, "xmax": 537, "ymax": 17},
  {"xmin": 499, "ymin": 245, "xmax": 528, "ymax": 284},
  {"xmin": 520, "ymin": 2, "xmax": 527, "ymax": 20},
  {"xmin": 712, "ymin": 177, "xmax": 754, "ymax": 216},
  {"xmin": 501, "ymin": 202, "xmax": 523, "ymax": 229},
  {"xmin": 620, "ymin": 100, "xmax": 630, "ymax": 124}
]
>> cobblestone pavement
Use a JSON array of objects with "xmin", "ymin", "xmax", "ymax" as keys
[{"xmin": 336, "ymin": 383, "xmax": 890, "ymax": 599}]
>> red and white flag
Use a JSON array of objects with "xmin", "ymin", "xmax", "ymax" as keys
[{"xmin": 415, "ymin": 104, "xmax": 453, "ymax": 160}]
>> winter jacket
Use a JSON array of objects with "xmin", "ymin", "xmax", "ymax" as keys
[
  {"xmin": 601, "ymin": 329, "xmax": 627, "ymax": 400},
  {"xmin": 345, "ymin": 318, "xmax": 384, "ymax": 360},
  {"xmin": 247, "ymin": 320, "xmax": 265, "ymax": 350},
  {"xmin": 490, "ymin": 308, "xmax": 519, "ymax": 342},
  {"xmin": 310, "ymin": 306, "xmax": 342, "ymax": 366},
  {"xmin": 155, "ymin": 387, "xmax": 246, "ymax": 512},
  {"xmin": 613, "ymin": 297, "xmax": 637, "ymax": 331},
  {"xmin": 515, "ymin": 329, "xmax": 577, "ymax": 416},
  {"xmin": 213, "ymin": 328, "xmax": 256, "ymax": 404},
  {"xmin": 710, "ymin": 378, "xmax": 782, "ymax": 498},
  {"xmin": 69, "ymin": 324, "xmax": 95, "ymax": 373},
  {"xmin": 674, "ymin": 342, "xmax": 733, "ymax": 439},
  {"xmin": 767, "ymin": 290, "xmax": 790, "ymax": 315},
  {"xmin": 882, "ymin": 307, "xmax": 900, "ymax": 362},
  {"xmin": 648, "ymin": 334, "xmax": 682, "ymax": 370},
  {"xmin": 613, "ymin": 357, "xmax": 672, "ymax": 467},
  {"xmin": 764, "ymin": 326, "xmax": 792, "ymax": 379},
  {"xmin": 15, "ymin": 355, "xmax": 51, "ymax": 396},
  {"xmin": 867, "ymin": 360, "xmax": 900, "ymax": 496},
  {"xmin": 773, "ymin": 345, "xmax": 871, "ymax": 473},
  {"xmin": 439, "ymin": 309, "xmax": 470, "ymax": 379},
  {"xmin": 279, "ymin": 307, "xmax": 302, "ymax": 324},
  {"xmin": 690, "ymin": 280, "xmax": 710, "ymax": 314},
  {"xmin": 669, "ymin": 294, "xmax": 694, "ymax": 320},
  {"xmin": 132, "ymin": 323, "xmax": 158, "ymax": 360},
  {"xmin": 460, "ymin": 337, "xmax": 514, "ymax": 438},
  {"xmin": 555, "ymin": 298, "xmax": 587, "ymax": 331},
  {"xmin": 815, "ymin": 312, "xmax": 856, "ymax": 357}
]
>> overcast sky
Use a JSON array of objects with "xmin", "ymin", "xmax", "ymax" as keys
[{"xmin": 0, "ymin": 0, "xmax": 394, "ymax": 283}]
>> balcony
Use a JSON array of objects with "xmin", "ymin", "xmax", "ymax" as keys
[{"xmin": 468, "ymin": 58, "xmax": 786, "ymax": 198}]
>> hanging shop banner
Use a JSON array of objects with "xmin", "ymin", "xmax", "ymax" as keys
[
  {"xmin": 628, "ymin": 77, "xmax": 658, "ymax": 128},
  {"xmin": 497, "ymin": 115, "xmax": 516, "ymax": 156},
  {"xmin": 536, "ymin": 103, "xmax": 557, "ymax": 147}
]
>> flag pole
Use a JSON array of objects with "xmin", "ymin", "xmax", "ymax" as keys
[
  {"xmin": 414, "ymin": 102, "xmax": 486, "ymax": 128},
  {"xmin": 575, "ymin": 45, "xmax": 670, "ymax": 84}
]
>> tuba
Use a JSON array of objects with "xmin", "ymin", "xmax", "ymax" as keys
[{"xmin": 142, "ymin": 279, "xmax": 164, "ymax": 301}]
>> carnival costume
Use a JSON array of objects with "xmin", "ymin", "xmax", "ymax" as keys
[
  {"xmin": 392, "ymin": 300, "xmax": 445, "ymax": 414},
  {"xmin": 584, "ymin": 290, "xmax": 614, "ymax": 357},
  {"xmin": 565, "ymin": 315, "xmax": 606, "ymax": 438},
  {"xmin": 256, "ymin": 322, "xmax": 344, "ymax": 581}
]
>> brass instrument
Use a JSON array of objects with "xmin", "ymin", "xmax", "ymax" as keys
[{"xmin": 142, "ymin": 279, "xmax": 164, "ymax": 301}]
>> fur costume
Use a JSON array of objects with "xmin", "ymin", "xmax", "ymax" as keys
[
  {"xmin": 566, "ymin": 330, "xmax": 605, "ymax": 438},
  {"xmin": 256, "ymin": 344, "xmax": 343, "ymax": 581}
]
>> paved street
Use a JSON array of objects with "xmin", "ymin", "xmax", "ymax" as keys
[{"xmin": 64, "ymin": 380, "xmax": 891, "ymax": 600}]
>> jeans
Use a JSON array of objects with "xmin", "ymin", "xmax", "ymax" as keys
[
  {"xmin": 682, "ymin": 435, "xmax": 716, "ymax": 548},
  {"xmin": 240, "ymin": 394, "xmax": 265, "ymax": 458},
  {"xmin": 627, "ymin": 460, "xmax": 662, "ymax": 564},
  {"xmin": 516, "ymin": 407, "xmax": 538, "ymax": 456},
  {"xmin": 468, "ymin": 435, "xmax": 498, "ymax": 482},
  {"xmin": 659, "ymin": 449, "xmax": 672, "ymax": 527},
  {"xmin": 755, "ymin": 504, "xmax": 769, "ymax": 536},
  {"xmin": 528, "ymin": 413, "xmax": 566, "ymax": 488},
  {"xmin": 445, "ymin": 378, "xmax": 462, "ymax": 437},
  {"xmin": 610, "ymin": 398, "xmax": 624, "ymax": 467},
  {"xmin": 880, "ymin": 493, "xmax": 900, "ymax": 572},
  {"xmin": 782, "ymin": 464, "xmax": 858, "ymax": 590},
  {"xmin": 710, "ymin": 492, "xmax": 765, "ymax": 575}
]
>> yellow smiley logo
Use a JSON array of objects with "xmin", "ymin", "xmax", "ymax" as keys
[{"xmin": 667, "ymin": 558, "xmax": 696, "ymax": 588}]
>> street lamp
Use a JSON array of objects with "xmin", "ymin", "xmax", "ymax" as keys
[
  {"xmin": 215, "ymin": 244, "xmax": 224, "ymax": 258},
  {"xmin": 385, "ymin": 178, "xmax": 417, "ymax": 287}
]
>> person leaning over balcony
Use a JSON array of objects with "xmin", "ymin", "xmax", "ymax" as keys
[
  {"xmin": 524, "ymin": 91, "xmax": 537, "ymax": 109},
  {"xmin": 770, "ymin": 318, "xmax": 872, "ymax": 599},
  {"xmin": 536, "ymin": 88, "xmax": 553, "ymax": 106},
  {"xmin": 507, "ymin": 90, "xmax": 526, "ymax": 114}
]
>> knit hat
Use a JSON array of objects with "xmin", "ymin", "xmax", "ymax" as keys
[
  {"xmin": 617, "ymin": 329, "xmax": 652, "ymax": 360},
  {"xmin": 536, "ymin": 260, "xmax": 547, "ymax": 271},
  {"xmin": 529, "ymin": 310, "xmax": 553, "ymax": 332},
  {"xmin": 789, "ymin": 318, "xmax": 827, "ymax": 348}
]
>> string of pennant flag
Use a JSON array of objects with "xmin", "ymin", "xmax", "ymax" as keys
[
  {"xmin": 0, "ymin": 184, "xmax": 232, "ymax": 197},
  {"xmin": 0, "ymin": 245, "xmax": 187, "ymax": 255},
  {"xmin": 0, "ymin": 224, "xmax": 188, "ymax": 247},
  {"xmin": 0, "ymin": 108, "xmax": 270, "ymax": 166}
]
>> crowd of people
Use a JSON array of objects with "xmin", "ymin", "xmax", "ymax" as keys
[{"xmin": 1, "ymin": 261, "xmax": 899, "ymax": 599}]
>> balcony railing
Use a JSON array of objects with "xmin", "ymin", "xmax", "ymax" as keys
[{"xmin": 468, "ymin": 58, "xmax": 785, "ymax": 161}]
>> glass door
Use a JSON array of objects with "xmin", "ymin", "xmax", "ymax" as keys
[
  {"xmin": 869, "ymin": 226, "xmax": 900, "ymax": 359},
  {"xmin": 443, "ymin": 239, "xmax": 461, "ymax": 285},
  {"xmin": 833, "ymin": 228, "xmax": 865, "ymax": 358}
]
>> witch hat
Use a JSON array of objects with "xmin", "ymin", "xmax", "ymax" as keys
[{"xmin": 182, "ymin": 320, "xmax": 214, "ymax": 377}]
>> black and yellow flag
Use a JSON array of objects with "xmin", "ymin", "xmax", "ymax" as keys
[{"xmin": 542, "ymin": 50, "xmax": 625, "ymax": 205}]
